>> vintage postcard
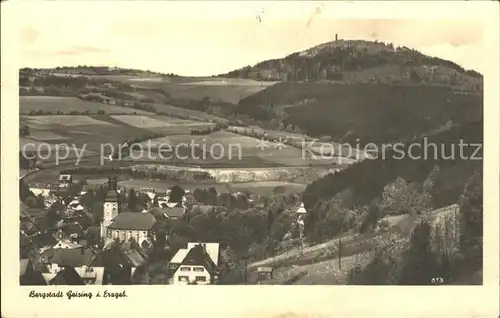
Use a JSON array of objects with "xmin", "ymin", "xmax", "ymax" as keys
[{"xmin": 1, "ymin": 1, "xmax": 499, "ymax": 317}]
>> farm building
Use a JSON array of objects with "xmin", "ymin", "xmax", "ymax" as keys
[
  {"xmin": 296, "ymin": 203, "xmax": 307, "ymax": 215},
  {"xmin": 170, "ymin": 243, "xmax": 220, "ymax": 285},
  {"xmin": 257, "ymin": 266, "xmax": 273, "ymax": 282},
  {"xmin": 58, "ymin": 174, "xmax": 73, "ymax": 189}
]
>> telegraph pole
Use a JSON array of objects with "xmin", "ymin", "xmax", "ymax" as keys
[
  {"xmin": 338, "ymin": 236, "xmax": 342, "ymax": 270},
  {"xmin": 244, "ymin": 258, "xmax": 247, "ymax": 285}
]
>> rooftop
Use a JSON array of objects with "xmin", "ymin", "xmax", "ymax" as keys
[
  {"xmin": 108, "ymin": 212, "xmax": 156, "ymax": 230},
  {"xmin": 50, "ymin": 247, "xmax": 96, "ymax": 267},
  {"xmin": 49, "ymin": 266, "xmax": 85, "ymax": 285},
  {"xmin": 151, "ymin": 206, "xmax": 185, "ymax": 219},
  {"xmin": 181, "ymin": 244, "xmax": 217, "ymax": 275},
  {"xmin": 187, "ymin": 242, "xmax": 220, "ymax": 265},
  {"xmin": 170, "ymin": 248, "xmax": 189, "ymax": 264}
]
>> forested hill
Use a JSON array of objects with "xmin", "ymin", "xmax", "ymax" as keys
[
  {"xmin": 301, "ymin": 120, "xmax": 482, "ymax": 242},
  {"xmin": 236, "ymin": 83, "xmax": 482, "ymax": 146},
  {"xmin": 219, "ymin": 39, "xmax": 482, "ymax": 91}
]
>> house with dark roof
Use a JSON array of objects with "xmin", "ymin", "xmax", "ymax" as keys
[
  {"xmin": 48, "ymin": 266, "xmax": 85, "ymax": 285},
  {"xmin": 44, "ymin": 247, "xmax": 96, "ymax": 272},
  {"xmin": 58, "ymin": 174, "xmax": 73, "ymax": 189},
  {"xmin": 40, "ymin": 247, "xmax": 104, "ymax": 285},
  {"xmin": 150, "ymin": 206, "xmax": 185, "ymax": 220},
  {"xmin": 172, "ymin": 244, "xmax": 219, "ymax": 285},
  {"xmin": 90, "ymin": 242, "xmax": 147, "ymax": 285},
  {"xmin": 20, "ymin": 232, "xmax": 32, "ymax": 258},
  {"xmin": 30, "ymin": 232, "xmax": 57, "ymax": 250},
  {"xmin": 60, "ymin": 222, "xmax": 85, "ymax": 241},
  {"xmin": 20, "ymin": 259, "xmax": 47, "ymax": 286},
  {"xmin": 105, "ymin": 212, "xmax": 156, "ymax": 246}
]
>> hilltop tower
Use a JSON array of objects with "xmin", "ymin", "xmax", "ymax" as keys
[{"xmin": 100, "ymin": 176, "xmax": 120, "ymax": 241}]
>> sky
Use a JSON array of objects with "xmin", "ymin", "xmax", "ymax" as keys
[{"xmin": 17, "ymin": 2, "xmax": 488, "ymax": 76}]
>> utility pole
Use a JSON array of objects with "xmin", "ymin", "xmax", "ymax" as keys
[
  {"xmin": 244, "ymin": 258, "xmax": 247, "ymax": 285},
  {"xmin": 338, "ymin": 236, "xmax": 342, "ymax": 270}
]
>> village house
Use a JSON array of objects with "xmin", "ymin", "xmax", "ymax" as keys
[
  {"xmin": 47, "ymin": 266, "xmax": 86, "ymax": 285},
  {"xmin": 170, "ymin": 242, "xmax": 220, "ymax": 285},
  {"xmin": 58, "ymin": 174, "xmax": 73, "ymax": 189},
  {"xmin": 151, "ymin": 205, "xmax": 186, "ymax": 220},
  {"xmin": 91, "ymin": 241, "xmax": 147, "ymax": 284},
  {"xmin": 40, "ymin": 246, "xmax": 104, "ymax": 285},
  {"xmin": 20, "ymin": 258, "xmax": 46, "ymax": 285},
  {"xmin": 52, "ymin": 238, "xmax": 82, "ymax": 249},
  {"xmin": 296, "ymin": 202, "xmax": 307, "ymax": 216}
]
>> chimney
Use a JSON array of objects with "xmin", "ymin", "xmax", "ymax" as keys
[{"xmin": 335, "ymin": 33, "xmax": 338, "ymax": 41}]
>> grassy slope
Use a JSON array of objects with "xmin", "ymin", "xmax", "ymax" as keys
[
  {"xmin": 19, "ymin": 96, "xmax": 154, "ymax": 115},
  {"xmin": 247, "ymin": 205, "xmax": 456, "ymax": 284}
]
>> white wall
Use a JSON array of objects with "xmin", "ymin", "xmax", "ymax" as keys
[
  {"xmin": 172, "ymin": 265, "xmax": 211, "ymax": 285},
  {"xmin": 106, "ymin": 229, "xmax": 149, "ymax": 245}
]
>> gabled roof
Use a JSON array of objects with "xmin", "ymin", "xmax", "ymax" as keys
[
  {"xmin": 20, "ymin": 259, "xmax": 47, "ymax": 286},
  {"xmin": 181, "ymin": 244, "xmax": 217, "ymax": 275},
  {"xmin": 296, "ymin": 203, "xmax": 307, "ymax": 214},
  {"xmin": 91, "ymin": 243, "xmax": 146, "ymax": 268},
  {"xmin": 59, "ymin": 174, "xmax": 72, "ymax": 181},
  {"xmin": 20, "ymin": 232, "xmax": 32, "ymax": 248},
  {"xmin": 108, "ymin": 212, "xmax": 156, "ymax": 230},
  {"xmin": 50, "ymin": 248, "xmax": 96, "ymax": 267},
  {"xmin": 162, "ymin": 207, "xmax": 185, "ymax": 218},
  {"xmin": 20, "ymin": 259, "xmax": 30, "ymax": 276},
  {"xmin": 61, "ymin": 222, "xmax": 84, "ymax": 237},
  {"xmin": 53, "ymin": 240, "xmax": 82, "ymax": 249},
  {"xmin": 122, "ymin": 249, "xmax": 146, "ymax": 267},
  {"xmin": 31, "ymin": 232, "xmax": 57, "ymax": 248},
  {"xmin": 187, "ymin": 242, "xmax": 220, "ymax": 265},
  {"xmin": 50, "ymin": 266, "xmax": 85, "ymax": 285},
  {"xmin": 105, "ymin": 190, "xmax": 119, "ymax": 202},
  {"xmin": 170, "ymin": 248, "xmax": 189, "ymax": 264}
]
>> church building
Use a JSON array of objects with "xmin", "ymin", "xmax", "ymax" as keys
[{"xmin": 100, "ymin": 176, "xmax": 157, "ymax": 247}]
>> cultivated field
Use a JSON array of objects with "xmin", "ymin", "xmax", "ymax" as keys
[
  {"xmin": 140, "ymin": 130, "xmax": 340, "ymax": 167},
  {"xmin": 161, "ymin": 78, "xmax": 277, "ymax": 104},
  {"xmin": 111, "ymin": 114, "xmax": 215, "ymax": 134},
  {"xmin": 20, "ymin": 96, "xmax": 154, "ymax": 115}
]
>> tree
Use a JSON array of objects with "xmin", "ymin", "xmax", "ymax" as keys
[
  {"xmin": 20, "ymin": 180, "xmax": 33, "ymax": 202},
  {"xmin": 91, "ymin": 202, "xmax": 104, "ymax": 224},
  {"xmin": 169, "ymin": 185, "xmax": 185, "ymax": 203},
  {"xmin": 35, "ymin": 195, "xmax": 46, "ymax": 209},
  {"xmin": 128, "ymin": 189, "xmax": 138, "ymax": 211},
  {"xmin": 410, "ymin": 69, "xmax": 421, "ymax": 83},
  {"xmin": 25, "ymin": 197, "xmax": 37, "ymax": 208},
  {"xmin": 398, "ymin": 219, "xmax": 438, "ymax": 285},
  {"xmin": 458, "ymin": 170, "xmax": 483, "ymax": 272}
]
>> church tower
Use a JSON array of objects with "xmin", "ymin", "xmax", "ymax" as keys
[{"xmin": 100, "ymin": 176, "xmax": 120, "ymax": 241}]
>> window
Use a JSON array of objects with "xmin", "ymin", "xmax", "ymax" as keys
[
  {"xmin": 193, "ymin": 267, "xmax": 204, "ymax": 272},
  {"xmin": 107, "ymin": 230, "xmax": 111, "ymax": 238},
  {"xmin": 196, "ymin": 276, "xmax": 207, "ymax": 282},
  {"xmin": 180, "ymin": 267, "xmax": 191, "ymax": 272},
  {"xmin": 178, "ymin": 276, "xmax": 189, "ymax": 281}
]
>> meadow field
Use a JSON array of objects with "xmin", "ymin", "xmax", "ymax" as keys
[
  {"xmin": 20, "ymin": 96, "xmax": 154, "ymax": 115},
  {"xmin": 161, "ymin": 78, "xmax": 277, "ymax": 104},
  {"xmin": 138, "ymin": 130, "xmax": 340, "ymax": 167},
  {"xmin": 110, "ymin": 114, "xmax": 215, "ymax": 134}
]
